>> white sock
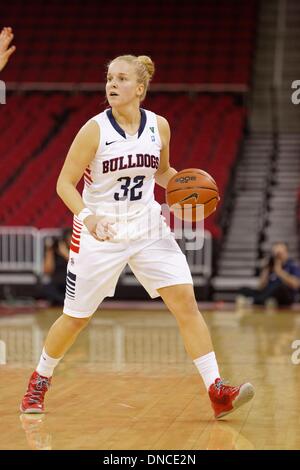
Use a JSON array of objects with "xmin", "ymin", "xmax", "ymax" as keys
[
  {"xmin": 36, "ymin": 348, "xmax": 63, "ymax": 378},
  {"xmin": 193, "ymin": 351, "xmax": 220, "ymax": 390}
]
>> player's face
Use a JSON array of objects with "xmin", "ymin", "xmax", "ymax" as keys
[{"xmin": 106, "ymin": 60, "xmax": 144, "ymax": 107}]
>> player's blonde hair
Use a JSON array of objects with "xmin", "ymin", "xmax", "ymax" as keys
[{"xmin": 108, "ymin": 54, "xmax": 155, "ymax": 102}]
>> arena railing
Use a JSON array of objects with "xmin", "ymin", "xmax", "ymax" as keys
[
  {"xmin": 0, "ymin": 227, "xmax": 40, "ymax": 285},
  {"xmin": 0, "ymin": 227, "xmax": 212, "ymax": 286},
  {"xmin": 6, "ymin": 83, "xmax": 249, "ymax": 93}
]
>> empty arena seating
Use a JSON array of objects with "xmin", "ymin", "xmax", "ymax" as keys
[
  {"xmin": 0, "ymin": 1, "xmax": 256, "ymax": 238},
  {"xmin": 1, "ymin": 0, "xmax": 257, "ymax": 85},
  {"xmin": 0, "ymin": 93, "xmax": 246, "ymax": 237}
]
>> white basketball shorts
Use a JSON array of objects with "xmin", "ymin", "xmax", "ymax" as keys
[{"xmin": 63, "ymin": 221, "xmax": 193, "ymax": 318}]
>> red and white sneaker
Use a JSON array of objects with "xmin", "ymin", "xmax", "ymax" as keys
[
  {"xmin": 20, "ymin": 371, "xmax": 52, "ymax": 414},
  {"xmin": 209, "ymin": 378, "xmax": 254, "ymax": 419}
]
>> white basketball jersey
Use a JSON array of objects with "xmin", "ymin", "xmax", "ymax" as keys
[
  {"xmin": 81, "ymin": 108, "xmax": 169, "ymax": 240},
  {"xmin": 83, "ymin": 108, "xmax": 161, "ymax": 217}
]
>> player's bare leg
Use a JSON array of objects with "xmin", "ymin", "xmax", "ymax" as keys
[
  {"xmin": 20, "ymin": 314, "xmax": 91, "ymax": 413},
  {"xmin": 158, "ymin": 284, "xmax": 213, "ymax": 359},
  {"xmin": 158, "ymin": 284, "xmax": 254, "ymax": 418},
  {"xmin": 44, "ymin": 314, "xmax": 91, "ymax": 358}
]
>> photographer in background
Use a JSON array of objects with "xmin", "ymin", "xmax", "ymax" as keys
[
  {"xmin": 42, "ymin": 228, "xmax": 72, "ymax": 306},
  {"xmin": 238, "ymin": 242, "xmax": 300, "ymax": 307}
]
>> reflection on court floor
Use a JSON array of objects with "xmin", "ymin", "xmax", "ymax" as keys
[
  {"xmin": 0, "ymin": 307, "xmax": 300, "ymax": 449},
  {"xmin": 19, "ymin": 412, "xmax": 255, "ymax": 451}
]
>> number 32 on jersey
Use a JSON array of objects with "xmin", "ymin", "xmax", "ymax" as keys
[{"xmin": 114, "ymin": 175, "xmax": 145, "ymax": 201}]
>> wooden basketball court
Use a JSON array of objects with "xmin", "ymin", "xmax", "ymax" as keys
[{"xmin": 0, "ymin": 304, "xmax": 299, "ymax": 450}]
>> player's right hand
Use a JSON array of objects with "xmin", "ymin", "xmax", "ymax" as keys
[{"xmin": 84, "ymin": 215, "xmax": 117, "ymax": 242}]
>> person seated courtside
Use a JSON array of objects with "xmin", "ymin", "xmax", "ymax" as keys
[
  {"xmin": 42, "ymin": 229, "xmax": 72, "ymax": 306},
  {"xmin": 238, "ymin": 242, "xmax": 300, "ymax": 307}
]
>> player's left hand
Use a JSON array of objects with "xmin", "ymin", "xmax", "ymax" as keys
[
  {"xmin": 83, "ymin": 215, "xmax": 116, "ymax": 242},
  {"xmin": 0, "ymin": 27, "xmax": 16, "ymax": 72},
  {"xmin": 95, "ymin": 217, "xmax": 117, "ymax": 241}
]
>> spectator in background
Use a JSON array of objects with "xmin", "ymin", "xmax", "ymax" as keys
[
  {"xmin": 42, "ymin": 229, "xmax": 72, "ymax": 306},
  {"xmin": 238, "ymin": 242, "xmax": 300, "ymax": 307},
  {"xmin": 0, "ymin": 27, "xmax": 16, "ymax": 72}
]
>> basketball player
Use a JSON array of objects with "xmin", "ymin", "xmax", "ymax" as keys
[
  {"xmin": 0, "ymin": 27, "xmax": 15, "ymax": 72},
  {"xmin": 20, "ymin": 55, "xmax": 254, "ymax": 419}
]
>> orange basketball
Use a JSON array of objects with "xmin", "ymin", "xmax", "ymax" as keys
[{"xmin": 166, "ymin": 168, "xmax": 220, "ymax": 221}]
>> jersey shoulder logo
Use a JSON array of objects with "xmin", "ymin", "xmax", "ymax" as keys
[
  {"xmin": 105, "ymin": 140, "xmax": 117, "ymax": 146},
  {"xmin": 149, "ymin": 127, "xmax": 155, "ymax": 133}
]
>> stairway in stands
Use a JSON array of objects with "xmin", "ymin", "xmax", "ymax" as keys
[
  {"xmin": 213, "ymin": 132, "xmax": 300, "ymax": 301},
  {"xmin": 213, "ymin": 133, "xmax": 273, "ymax": 300},
  {"xmin": 263, "ymin": 134, "xmax": 300, "ymax": 260},
  {"xmin": 213, "ymin": 0, "xmax": 300, "ymax": 301}
]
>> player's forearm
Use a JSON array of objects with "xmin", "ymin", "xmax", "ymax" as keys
[
  {"xmin": 56, "ymin": 180, "xmax": 86, "ymax": 217},
  {"xmin": 155, "ymin": 167, "xmax": 177, "ymax": 189}
]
